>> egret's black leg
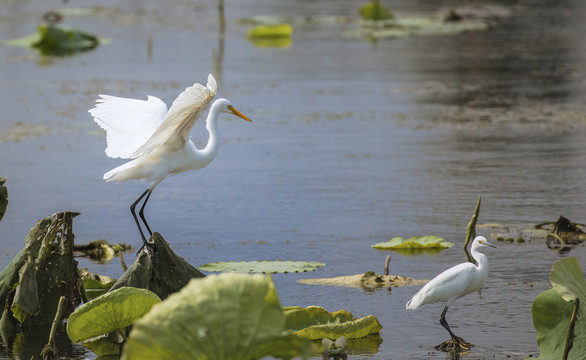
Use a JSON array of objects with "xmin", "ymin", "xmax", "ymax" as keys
[
  {"xmin": 130, "ymin": 189, "xmax": 154, "ymax": 252},
  {"xmin": 138, "ymin": 190, "xmax": 153, "ymax": 236},
  {"xmin": 439, "ymin": 306, "xmax": 461, "ymax": 344}
]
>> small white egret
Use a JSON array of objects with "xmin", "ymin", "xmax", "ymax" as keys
[
  {"xmin": 89, "ymin": 74, "xmax": 252, "ymax": 249},
  {"xmin": 406, "ymin": 236, "xmax": 497, "ymax": 349}
]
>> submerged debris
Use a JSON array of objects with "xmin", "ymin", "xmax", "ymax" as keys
[
  {"xmin": 74, "ymin": 239, "xmax": 133, "ymax": 263},
  {"xmin": 298, "ymin": 272, "xmax": 428, "ymax": 290}
]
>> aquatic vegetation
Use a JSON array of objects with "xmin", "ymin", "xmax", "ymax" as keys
[
  {"xmin": 0, "ymin": 178, "xmax": 7, "ymax": 222},
  {"xmin": 359, "ymin": 1, "xmax": 394, "ymax": 21},
  {"xmin": 108, "ymin": 233, "xmax": 205, "ymax": 300},
  {"xmin": 200, "ymin": 260, "xmax": 326, "ymax": 273},
  {"xmin": 297, "ymin": 272, "xmax": 427, "ymax": 289},
  {"xmin": 246, "ymin": 23, "xmax": 293, "ymax": 48},
  {"xmin": 372, "ymin": 236, "xmax": 454, "ymax": 251},
  {"xmin": 528, "ymin": 257, "xmax": 585, "ymax": 360},
  {"xmin": 4, "ymin": 24, "xmax": 99, "ymax": 56},
  {"xmin": 78, "ymin": 269, "xmax": 117, "ymax": 300},
  {"xmin": 120, "ymin": 273, "xmax": 313, "ymax": 360},
  {"xmin": 0, "ymin": 212, "xmax": 84, "ymax": 328},
  {"xmin": 284, "ymin": 306, "xmax": 382, "ymax": 341},
  {"xmin": 66, "ymin": 287, "xmax": 161, "ymax": 356}
]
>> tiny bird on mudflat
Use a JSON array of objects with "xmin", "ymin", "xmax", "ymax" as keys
[
  {"xmin": 406, "ymin": 236, "xmax": 497, "ymax": 350},
  {"xmin": 89, "ymin": 74, "xmax": 252, "ymax": 249}
]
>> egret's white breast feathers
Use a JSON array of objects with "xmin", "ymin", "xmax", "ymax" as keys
[
  {"xmin": 89, "ymin": 95, "xmax": 168, "ymax": 159},
  {"xmin": 130, "ymin": 74, "xmax": 217, "ymax": 158}
]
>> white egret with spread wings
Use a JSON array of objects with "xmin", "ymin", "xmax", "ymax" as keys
[{"xmin": 89, "ymin": 74, "xmax": 252, "ymax": 249}]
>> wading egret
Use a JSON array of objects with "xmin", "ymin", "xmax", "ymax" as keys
[
  {"xmin": 89, "ymin": 74, "xmax": 252, "ymax": 249},
  {"xmin": 406, "ymin": 236, "xmax": 497, "ymax": 348}
]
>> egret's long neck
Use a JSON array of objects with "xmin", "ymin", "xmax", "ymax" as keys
[
  {"xmin": 471, "ymin": 247, "xmax": 489, "ymax": 276},
  {"xmin": 200, "ymin": 101, "xmax": 221, "ymax": 161}
]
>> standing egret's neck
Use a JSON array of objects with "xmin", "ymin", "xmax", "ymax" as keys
[
  {"xmin": 471, "ymin": 245, "xmax": 489, "ymax": 275},
  {"xmin": 200, "ymin": 100, "xmax": 222, "ymax": 160}
]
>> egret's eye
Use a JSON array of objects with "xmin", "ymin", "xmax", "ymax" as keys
[{"xmin": 227, "ymin": 105, "xmax": 234, "ymax": 111}]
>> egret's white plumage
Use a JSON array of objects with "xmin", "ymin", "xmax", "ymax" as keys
[
  {"xmin": 406, "ymin": 236, "xmax": 497, "ymax": 346},
  {"xmin": 89, "ymin": 74, "xmax": 251, "ymax": 247}
]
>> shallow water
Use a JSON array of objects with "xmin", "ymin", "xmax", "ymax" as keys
[{"xmin": 1, "ymin": 0, "xmax": 586, "ymax": 359}]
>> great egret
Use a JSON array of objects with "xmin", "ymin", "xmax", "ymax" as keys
[
  {"xmin": 89, "ymin": 74, "xmax": 252, "ymax": 249},
  {"xmin": 406, "ymin": 236, "xmax": 497, "ymax": 349}
]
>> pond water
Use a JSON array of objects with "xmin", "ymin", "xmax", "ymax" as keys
[{"xmin": 1, "ymin": 0, "xmax": 586, "ymax": 359}]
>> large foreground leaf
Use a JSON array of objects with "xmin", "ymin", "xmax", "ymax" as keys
[
  {"xmin": 200, "ymin": 260, "xmax": 325, "ymax": 273},
  {"xmin": 121, "ymin": 273, "xmax": 312, "ymax": 360},
  {"xmin": 527, "ymin": 257, "xmax": 586, "ymax": 360},
  {"xmin": 550, "ymin": 257, "xmax": 586, "ymax": 302}
]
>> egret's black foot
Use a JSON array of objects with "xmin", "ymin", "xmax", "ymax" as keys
[
  {"xmin": 136, "ymin": 241, "xmax": 157, "ymax": 255},
  {"xmin": 435, "ymin": 337, "xmax": 473, "ymax": 352}
]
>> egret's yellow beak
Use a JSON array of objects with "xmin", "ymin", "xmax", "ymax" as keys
[{"xmin": 231, "ymin": 107, "xmax": 252, "ymax": 122}]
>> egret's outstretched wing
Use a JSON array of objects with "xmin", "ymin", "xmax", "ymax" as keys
[
  {"xmin": 89, "ymin": 95, "xmax": 168, "ymax": 159},
  {"xmin": 131, "ymin": 74, "xmax": 217, "ymax": 158}
]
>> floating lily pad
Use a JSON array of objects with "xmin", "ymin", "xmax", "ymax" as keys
[
  {"xmin": 247, "ymin": 24, "xmax": 292, "ymax": 38},
  {"xmin": 120, "ymin": 273, "xmax": 313, "ymax": 360},
  {"xmin": 66, "ymin": 287, "xmax": 161, "ymax": 344},
  {"xmin": 199, "ymin": 260, "xmax": 326, "ymax": 273},
  {"xmin": 529, "ymin": 257, "xmax": 586, "ymax": 360},
  {"xmin": 359, "ymin": 1, "xmax": 394, "ymax": 21},
  {"xmin": 283, "ymin": 306, "xmax": 382, "ymax": 340},
  {"xmin": 4, "ymin": 24, "xmax": 100, "ymax": 56},
  {"xmin": 372, "ymin": 236, "xmax": 454, "ymax": 251},
  {"xmin": 298, "ymin": 272, "xmax": 428, "ymax": 289},
  {"xmin": 247, "ymin": 24, "xmax": 293, "ymax": 48}
]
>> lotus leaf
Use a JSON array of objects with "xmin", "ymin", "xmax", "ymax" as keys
[
  {"xmin": 4, "ymin": 24, "xmax": 99, "ymax": 56},
  {"xmin": 372, "ymin": 236, "xmax": 453, "ymax": 250},
  {"xmin": 199, "ymin": 260, "xmax": 325, "ymax": 273},
  {"xmin": 247, "ymin": 24, "xmax": 293, "ymax": 38},
  {"xmin": 283, "ymin": 306, "xmax": 382, "ymax": 340},
  {"xmin": 550, "ymin": 257, "xmax": 586, "ymax": 302},
  {"xmin": 359, "ymin": 1, "xmax": 394, "ymax": 21},
  {"xmin": 527, "ymin": 257, "xmax": 586, "ymax": 360},
  {"xmin": 66, "ymin": 287, "xmax": 161, "ymax": 343},
  {"xmin": 120, "ymin": 273, "xmax": 313, "ymax": 360}
]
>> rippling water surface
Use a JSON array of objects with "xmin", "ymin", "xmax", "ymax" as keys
[{"xmin": 1, "ymin": 0, "xmax": 586, "ymax": 359}]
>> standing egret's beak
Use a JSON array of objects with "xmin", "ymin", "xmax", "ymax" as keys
[
  {"xmin": 485, "ymin": 241, "xmax": 498, "ymax": 249},
  {"xmin": 230, "ymin": 106, "xmax": 252, "ymax": 122}
]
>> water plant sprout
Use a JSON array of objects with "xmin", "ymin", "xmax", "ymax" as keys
[
  {"xmin": 89, "ymin": 74, "xmax": 252, "ymax": 249},
  {"xmin": 406, "ymin": 236, "xmax": 497, "ymax": 350}
]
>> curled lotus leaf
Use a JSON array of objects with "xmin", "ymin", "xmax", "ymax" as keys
[
  {"xmin": 284, "ymin": 306, "xmax": 382, "ymax": 340},
  {"xmin": 199, "ymin": 260, "xmax": 326, "ymax": 274}
]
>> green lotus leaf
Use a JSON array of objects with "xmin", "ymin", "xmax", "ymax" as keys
[
  {"xmin": 247, "ymin": 24, "xmax": 293, "ymax": 38},
  {"xmin": 527, "ymin": 258, "xmax": 586, "ymax": 360},
  {"xmin": 199, "ymin": 260, "xmax": 326, "ymax": 273},
  {"xmin": 550, "ymin": 257, "xmax": 586, "ymax": 302},
  {"xmin": 359, "ymin": 1, "xmax": 394, "ymax": 20},
  {"xmin": 66, "ymin": 287, "xmax": 161, "ymax": 343},
  {"xmin": 81, "ymin": 336, "xmax": 121, "ymax": 357},
  {"xmin": 528, "ymin": 288, "xmax": 585, "ymax": 360},
  {"xmin": 372, "ymin": 236, "xmax": 454, "ymax": 250},
  {"xmin": 120, "ymin": 273, "xmax": 313, "ymax": 360},
  {"xmin": 283, "ymin": 306, "xmax": 382, "ymax": 340}
]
